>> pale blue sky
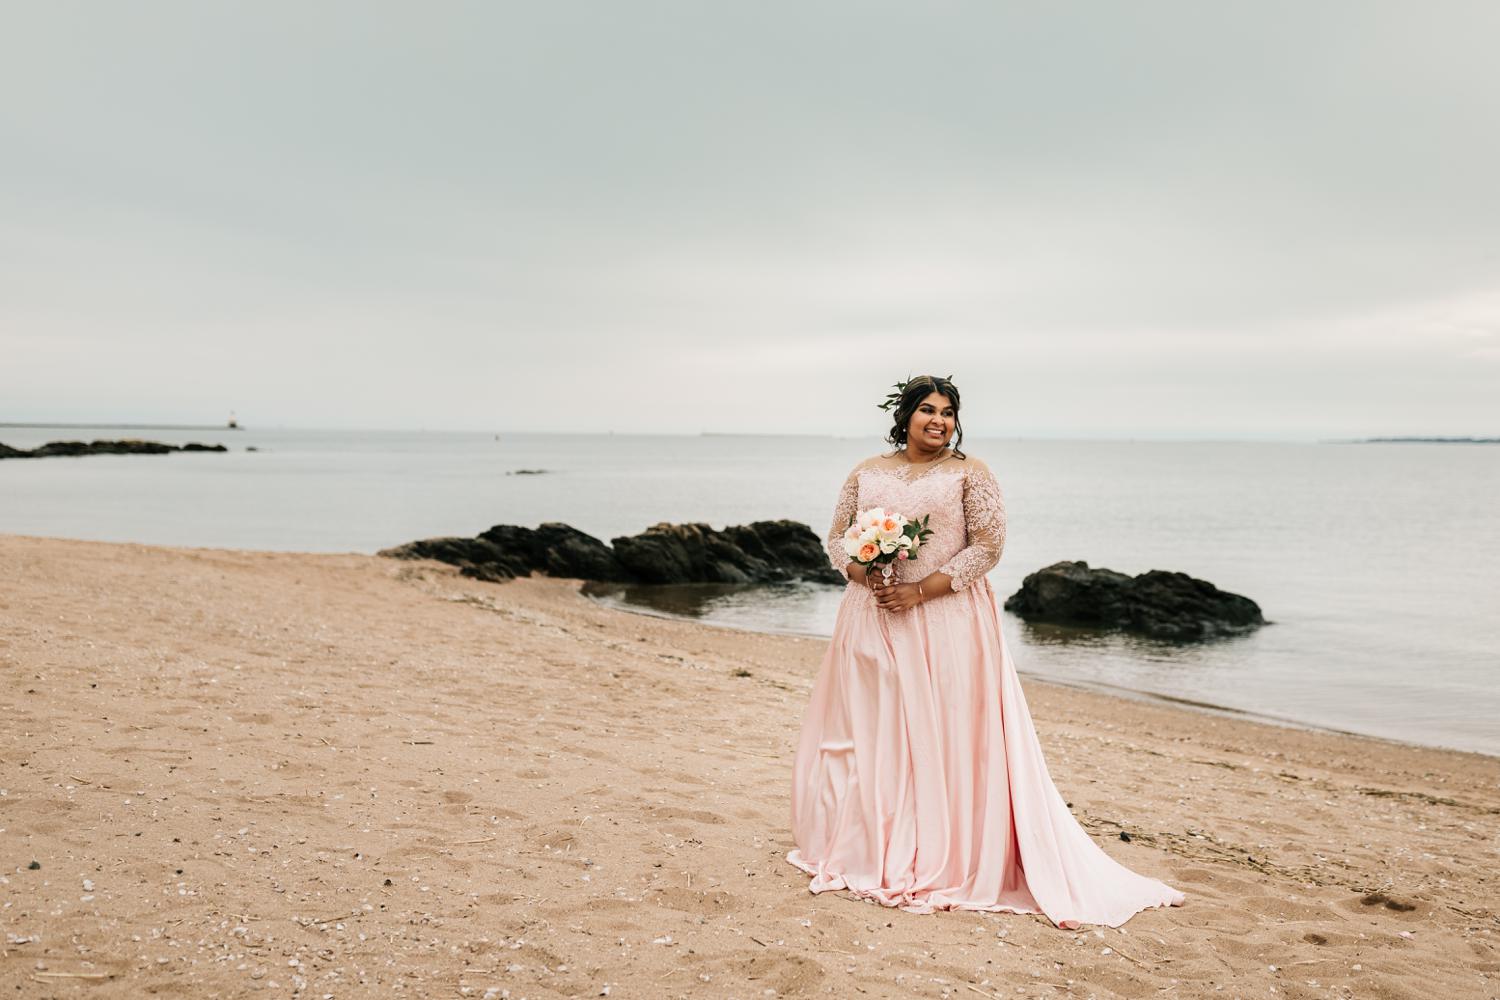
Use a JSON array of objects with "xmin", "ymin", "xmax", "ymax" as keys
[{"xmin": 2, "ymin": 1, "xmax": 1497, "ymax": 438}]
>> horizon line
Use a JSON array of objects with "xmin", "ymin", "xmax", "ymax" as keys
[{"xmin": 3, "ymin": 421, "xmax": 1495, "ymax": 445}]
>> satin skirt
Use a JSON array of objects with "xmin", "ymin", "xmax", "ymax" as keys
[{"xmin": 787, "ymin": 578, "xmax": 1186, "ymax": 928}]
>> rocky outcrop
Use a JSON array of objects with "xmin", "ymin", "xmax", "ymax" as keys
[
  {"xmin": 380, "ymin": 519, "xmax": 844, "ymax": 586},
  {"xmin": 1003, "ymin": 560, "xmax": 1265, "ymax": 641},
  {"xmin": 0, "ymin": 439, "xmax": 229, "ymax": 459},
  {"xmin": 611, "ymin": 520, "xmax": 837, "ymax": 584}
]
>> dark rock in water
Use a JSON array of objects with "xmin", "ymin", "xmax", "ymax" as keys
[
  {"xmin": 378, "ymin": 536, "xmax": 521, "ymax": 583},
  {"xmin": 29, "ymin": 439, "xmax": 174, "ymax": 457},
  {"xmin": 1004, "ymin": 560, "xmax": 1265, "ymax": 641},
  {"xmin": 506, "ymin": 468, "xmax": 549, "ymax": 475},
  {"xmin": 381, "ymin": 519, "xmax": 842, "ymax": 586},
  {"xmin": 380, "ymin": 527, "xmax": 626, "ymax": 584},
  {"xmin": 613, "ymin": 520, "xmax": 839, "ymax": 585},
  {"xmin": 0, "ymin": 439, "xmax": 228, "ymax": 459},
  {"xmin": 480, "ymin": 523, "xmax": 628, "ymax": 582}
]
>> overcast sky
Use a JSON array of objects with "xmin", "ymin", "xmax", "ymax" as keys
[{"xmin": 2, "ymin": 1, "xmax": 1497, "ymax": 438}]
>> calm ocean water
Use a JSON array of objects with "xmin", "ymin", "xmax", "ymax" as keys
[{"xmin": 3, "ymin": 425, "xmax": 1497, "ymax": 757}]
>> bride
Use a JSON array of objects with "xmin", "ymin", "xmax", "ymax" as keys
[{"xmin": 787, "ymin": 375, "xmax": 1185, "ymax": 928}]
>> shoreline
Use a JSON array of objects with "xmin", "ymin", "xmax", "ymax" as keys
[
  {"xmin": 584, "ymin": 589, "xmax": 1500, "ymax": 764},
  {"xmin": 6, "ymin": 524, "xmax": 1495, "ymax": 761},
  {"xmin": 5, "ymin": 527, "xmax": 1493, "ymax": 762},
  {"xmin": 4, "ymin": 534, "xmax": 1497, "ymax": 997}
]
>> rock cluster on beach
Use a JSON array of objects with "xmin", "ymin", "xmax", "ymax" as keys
[
  {"xmin": 380, "ymin": 519, "xmax": 845, "ymax": 586},
  {"xmin": 1004, "ymin": 560, "xmax": 1266, "ymax": 640},
  {"xmin": 0, "ymin": 439, "xmax": 229, "ymax": 459}
]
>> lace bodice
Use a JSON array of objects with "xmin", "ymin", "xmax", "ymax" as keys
[{"xmin": 824, "ymin": 449, "xmax": 1006, "ymax": 592}]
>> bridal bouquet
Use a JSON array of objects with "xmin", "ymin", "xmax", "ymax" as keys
[{"xmin": 843, "ymin": 507, "xmax": 934, "ymax": 585}]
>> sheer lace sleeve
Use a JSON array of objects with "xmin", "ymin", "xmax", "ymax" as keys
[
  {"xmin": 825, "ymin": 469, "xmax": 860, "ymax": 582},
  {"xmin": 936, "ymin": 461, "xmax": 1006, "ymax": 591}
]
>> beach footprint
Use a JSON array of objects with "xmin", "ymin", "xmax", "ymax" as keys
[{"xmin": 1342, "ymin": 889, "xmax": 1420, "ymax": 916}]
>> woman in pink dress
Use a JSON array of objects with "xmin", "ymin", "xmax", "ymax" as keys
[{"xmin": 787, "ymin": 375, "xmax": 1185, "ymax": 928}]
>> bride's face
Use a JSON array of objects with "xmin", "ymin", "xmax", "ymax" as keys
[{"xmin": 907, "ymin": 392, "xmax": 956, "ymax": 447}]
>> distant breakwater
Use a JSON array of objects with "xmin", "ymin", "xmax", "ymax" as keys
[{"xmin": 0, "ymin": 439, "xmax": 230, "ymax": 459}]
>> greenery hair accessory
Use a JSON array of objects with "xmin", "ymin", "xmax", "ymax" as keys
[{"xmin": 877, "ymin": 374, "xmax": 955, "ymax": 412}]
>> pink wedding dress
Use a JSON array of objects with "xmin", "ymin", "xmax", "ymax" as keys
[{"xmin": 787, "ymin": 451, "xmax": 1185, "ymax": 928}]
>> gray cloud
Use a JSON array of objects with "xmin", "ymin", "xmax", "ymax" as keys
[{"xmin": 2, "ymin": 1, "xmax": 1497, "ymax": 436}]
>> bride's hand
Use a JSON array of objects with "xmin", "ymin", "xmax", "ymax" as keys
[
  {"xmin": 875, "ymin": 582, "xmax": 924, "ymax": 613},
  {"xmin": 851, "ymin": 564, "xmax": 888, "ymax": 592}
]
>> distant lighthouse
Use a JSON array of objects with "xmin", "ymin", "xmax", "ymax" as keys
[{"xmin": 227, "ymin": 411, "xmax": 240, "ymax": 430}]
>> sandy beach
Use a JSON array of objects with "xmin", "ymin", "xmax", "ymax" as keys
[{"xmin": 2, "ymin": 534, "xmax": 1497, "ymax": 999}]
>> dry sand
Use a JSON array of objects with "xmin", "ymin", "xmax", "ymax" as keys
[{"xmin": 2, "ymin": 534, "xmax": 1497, "ymax": 999}]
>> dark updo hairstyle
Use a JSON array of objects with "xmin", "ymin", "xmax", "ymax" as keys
[{"xmin": 882, "ymin": 374, "xmax": 966, "ymax": 460}]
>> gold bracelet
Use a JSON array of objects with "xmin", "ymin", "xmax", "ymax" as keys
[{"xmin": 917, "ymin": 582, "xmax": 925, "ymax": 602}]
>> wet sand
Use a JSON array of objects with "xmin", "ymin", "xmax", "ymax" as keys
[{"xmin": 2, "ymin": 534, "xmax": 1497, "ymax": 998}]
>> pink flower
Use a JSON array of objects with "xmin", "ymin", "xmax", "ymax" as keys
[{"xmin": 897, "ymin": 549, "xmax": 909, "ymax": 559}]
